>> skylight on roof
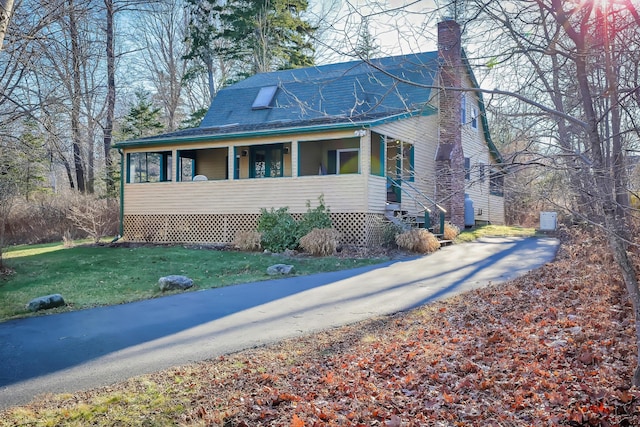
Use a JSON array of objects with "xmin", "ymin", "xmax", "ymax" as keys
[{"xmin": 252, "ymin": 85, "xmax": 278, "ymax": 109}]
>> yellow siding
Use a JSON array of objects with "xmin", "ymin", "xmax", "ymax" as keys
[
  {"xmin": 368, "ymin": 175, "xmax": 387, "ymax": 213},
  {"xmin": 283, "ymin": 144, "xmax": 292, "ymax": 177},
  {"xmin": 298, "ymin": 142, "xmax": 323, "ymax": 175},
  {"xmin": 124, "ymin": 175, "xmax": 369, "ymax": 215},
  {"xmin": 195, "ymin": 148, "xmax": 228, "ymax": 180},
  {"xmin": 459, "ymin": 73, "xmax": 502, "ymax": 224},
  {"xmin": 374, "ymin": 115, "xmax": 440, "ymax": 215},
  {"xmin": 488, "ymin": 195, "xmax": 505, "ymax": 224},
  {"xmin": 123, "ymin": 130, "xmax": 354, "ymax": 153}
]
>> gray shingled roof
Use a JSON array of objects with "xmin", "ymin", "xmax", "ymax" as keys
[
  {"xmin": 115, "ymin": 52, "xmax": 443, "ymax": 147},
  {"xmin": 200, "ymin": 51, "xmax": 439, "ymax": 129}
]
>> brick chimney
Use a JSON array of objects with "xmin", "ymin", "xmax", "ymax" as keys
[{"xmin": 435, "ymin": 19, "xmax": 465, "ymax": 229}]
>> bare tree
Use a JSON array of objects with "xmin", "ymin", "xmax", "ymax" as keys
[
  {"xmin": 137, "ymin": 0, "xmax": 189, "ymax": 132},
  {"xmin": 458, "ymin": 0, "xmax": 640, "ymax": 383},
  {"xmin": 103, "ymin": 0, "xmax": 116, "ymax": 193},
  {"xmin": 0, "ymin": 0, "xmax": 15, "ymax": 50},
  {"xmin": 319, "ymin": 0, "xmax": 640, "ymax": 383},
  {"xmin": 0, "ymin": 140, "xmax": 18, "ymax": 270}
]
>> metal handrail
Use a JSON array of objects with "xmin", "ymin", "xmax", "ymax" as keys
[
  {"xmin": 386, "ymin": 177, "xmax": 447, "ymax": 213},
  {"xmin": 387, "ymin": 177, "xmax": 430, "ymax": 214},
  {"xmin": 387, "ymin": 176, "xmax": 447, "ymax": 232}
]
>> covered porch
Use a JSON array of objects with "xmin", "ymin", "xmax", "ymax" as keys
[{"xmin": 121, "ymin": 128, "xmax": 420, "ymax": 245}]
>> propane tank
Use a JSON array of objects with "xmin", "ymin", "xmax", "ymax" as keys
[{"xmin": 464, "ymin": 194, "xmax": 475, "ymax": 228}]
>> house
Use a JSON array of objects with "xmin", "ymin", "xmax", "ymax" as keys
[{"xmin": 114, "ymin": 19, "xmax": 504, "ymax": 247}]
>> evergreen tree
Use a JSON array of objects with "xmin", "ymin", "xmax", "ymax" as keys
[
  {"xmin": 186, "ymin": 0, "xmax": 316, "ymax": 84},
  {"xmin": 120, "ymin": 90, "xmax": 164, "ymax": 140},
  {"xmin": 180, "ymin": 107, "xmax": 208, "ymax": 129},
  {"xmin": 14, "ymin": 120, "xmax": 49, "ymax": 200},
  {"xmin": 354, "ymin": 16, "xmax": 379, "ymax": 60}
]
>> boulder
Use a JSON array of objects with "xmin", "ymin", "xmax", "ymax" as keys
[
  {"xmin": 158, "ymin": 275, "xmax": 194, "ymax": 292},
  {"xmin": 27, "ymin": 294, "xmax": 65, "ymax": 312},
  {"xmin": 267, "ymin": 264, "xmax": 295, "ymax": 275}
]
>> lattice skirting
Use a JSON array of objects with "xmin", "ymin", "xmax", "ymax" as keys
[{"xmin": 123, "ymin": 213, "xmax": 388, "ymax": 247}]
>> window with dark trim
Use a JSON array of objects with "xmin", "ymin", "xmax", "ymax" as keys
[
  {"xmin": 177, "ymin": 150, "xmax": 196, "ymax": 181},
  {"xmin": 490, "ymin": 169, "xmax": 504, "ymax": 196},
  {"xmin": 464, "ymin": 157, "xmax": 471, "ymax": 181},
  {"xmin": 471, "ymin": 106, "xmax": 479, "ymax": 129},
  {"xmin": 127, "ymin": 151, "xmax": 171, "ymax": 183},
  {"xmin": 461, "ymin": 93, "xmax": 467, "ymax": 124}
]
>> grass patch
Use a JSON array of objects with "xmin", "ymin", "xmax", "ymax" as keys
[
  {"xmin": 0, "ymin": 243, "xmax": 385, "ymax": 322},
  {"xmin": 1, "ymin": 377, "xmax": 192, "ymax": 426},
  {"xmin": 456, "ymin": 224, "xmax": 538, "ymax": 243}
]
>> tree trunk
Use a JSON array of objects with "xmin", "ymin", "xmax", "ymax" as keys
[
  {"xmin": 62, "ymin": 156, "xmax": 75, "ymax": 190},
  {"xmin": 0, "ymin": 0, "xmax": 14, "ymax": 50},
  {"xmin": 206, "ymin": 54, "xmax": 215, "ymax": 102},
  {"xmin": 68, "ymin": 0, "xmax": 85, "ymax": 192},
  {"xmin": 605, "ymin": 214, "xmax": 640, "ymax": 385},
  {"xmin": 554, "ymin": 0, "xmax": 640, "ymax": 386},
  {"xmin": 104, "ymin": 0, "xmax": 115, "ymax": 194}
]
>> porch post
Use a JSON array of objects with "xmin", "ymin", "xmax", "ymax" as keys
[
  {"xmin": 228, "ymin": 146, "xmax": 235, "ymax": 180},
  {"xmin": 359, "ymin": 129, "xmax": 370, "ymax": 174},
  {"xmin": 292, "ymin": 140, "xmax": 299, "ymax": 177}
]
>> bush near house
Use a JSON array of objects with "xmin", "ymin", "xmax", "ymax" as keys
[
  {"xmin": 395, "ymin": 228, "xmax": 441, "ymax": 253},
  {"xmin": 379, "ymin": 221, "xmax": 403, "ymax": 248},
  {"xmin": 299, "ymin": 228, "xmax": 341, "ymax": 256},
  {"xmin": 232, "ymin": 231, "xmax": 262, "ymax": 251},
  {"xmin": 297, "ymin": 196, "xmax": 332, "ymax": 238},
  {"xmin": 257, "ymin": 207, "xmax": 299, "ymax": 252},
  {"xmin": 257, "ymin": 197, "xmax": 333, "ymax": 253},
  {"xmin": 443, "ymin": 223, "xmax": 460, "ymax": 240}
]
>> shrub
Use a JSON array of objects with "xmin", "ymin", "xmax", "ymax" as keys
[
  {"xmin": 298, "ymin": 195, "xmax": 332, "ymax": 238},
  {"xmin": 257, "ymin": 196, "xmax": 333, "ymax": 253},
  {"xmin": 67, "ymin": 194, "xmax": 120, "ymax": 243},
  {"xmin": 395, "ymin": 228, "xmax": 441, "ymax": 253},
  {"xmin": 5, "ymin": 192, "xmax": 119, "ymax": 245},
  {"xmin": 233, "ymin": 231, "xmax": 262, "ymax": 251},
  {"xmin": 380, "ymin": 221, "xmax": 403, "ymax": 248},
  {"xmin": 443, "ymin": 223, "xmax": 460, "ymax": 240},
  {"xmin": 7, "ymin": 195, "xmax": 71, "ymax": 244},
  {"xmin": 299, "ymin": 228, "xmax": 341, "ymax": 256},
  {"xmin": 62, "ymin": 230, "xmax": 75, "ymax": 248},
  {"xmin": 257, "ymin": 207, "xmax": 299, "ymax": 252}
]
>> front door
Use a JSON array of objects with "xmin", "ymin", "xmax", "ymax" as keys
[{"xmin": 250, "ymin": 145, "xmax": 283, "ymax": 178}]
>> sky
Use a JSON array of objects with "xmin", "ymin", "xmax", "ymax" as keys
[{"xmin": 312, "ymin": 0, "xmax": 442, "ymax": 64}]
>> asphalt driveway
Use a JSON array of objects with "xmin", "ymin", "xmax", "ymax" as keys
[{"xmin": 0, "ymin": 236, "xmax": 559, "ymax": 410}]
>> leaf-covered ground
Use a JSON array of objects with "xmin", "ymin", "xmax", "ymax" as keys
[{"xmin": 3, "ymin": 227, "xmax": 639, "ymax": 426}]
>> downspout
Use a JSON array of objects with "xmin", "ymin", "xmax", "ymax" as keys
[{"xmin": 118, "ymin": 148, "xmax": 124, "ymax": 238}]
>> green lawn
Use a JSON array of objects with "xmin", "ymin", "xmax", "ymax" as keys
[
  {"xmin": 0, "ymin": 242, "xmax": 385, "ymax": 322},
  {"xmin": 456, "ymin": 224, "xmax": 537, "ymax": 242},
  {"xmin": 0, "ymin": 225, "xmax": 539, "ymax": 322}
]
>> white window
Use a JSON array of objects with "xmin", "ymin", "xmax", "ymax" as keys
[
  {"xmin": 464, "ymin": 157, "xmax": 471, "ymax": 181},
  {"xmin": 461, "ymin": 93, "xmax": 467, "ymax": 124},
  {"xmin": 471, "ymin": 106, "xmax": 479, "ymax": 129}
]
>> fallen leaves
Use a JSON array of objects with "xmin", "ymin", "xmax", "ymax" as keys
[{"xmin": 179, "ymin": 227, "xmax": 639, "ymax": 426}]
